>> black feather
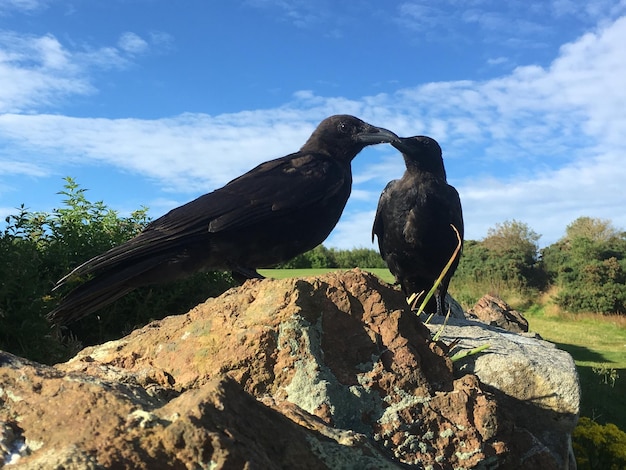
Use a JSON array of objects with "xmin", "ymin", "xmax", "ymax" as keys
[
  {"xmin": 49, "ymin": 115, "xmax": 398, "ymax": 324},
  {"xmin": 372, "ymin": 136, "xmax": 464, "ymax": 315}
]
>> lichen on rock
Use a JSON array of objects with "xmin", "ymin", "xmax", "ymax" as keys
[{"xmin": 0, "ymin": 269, "xmax": 579, "ymax": 469}]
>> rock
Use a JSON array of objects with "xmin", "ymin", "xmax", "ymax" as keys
[
  {"xmin": 0, "ymin": 269, "xmax": 579, "ymax": 469},
  {"xmin": 467, "ymin": 294, "xmax": 530, "ymax": 333},
  {"xmin": 0, "ymin": 353, "xmax": 396, "ymax": 469},
  {"xmin": 425, "ymin": 316, "xmax": 580, "ymax": 470}
]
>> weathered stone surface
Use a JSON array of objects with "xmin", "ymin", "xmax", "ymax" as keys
[
  {"xmin": 425, "ymin": 316, "xmax": 580, "ymax": 470},
  {"xmin": 467, "ymin": 294, "xmax": 529, "ymax": 333},
  {"xmin": 0, "ymin": 352, "xmax": 398, "ymax": 469},
  {"xmin": 0, "ymin": 269, "xmax": 579, "ymax": 469}
]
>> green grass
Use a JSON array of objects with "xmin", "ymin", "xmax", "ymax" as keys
[
  {"xmin": 258, "ymin": 268, "xmax": 395, "ymax": 284},
  {"xmin": 527, "ymin": 313, "xmax": 626, "ymax": 367},
  {"xmin": 526, "ymin": 308, "xmax": 626, "ymax": 430}
]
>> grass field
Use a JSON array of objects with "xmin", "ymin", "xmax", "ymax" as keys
[
  {"xmin": 258, "ymin": 267, "xmax": 395, "ymax": 284},
  {"xmin": 526, "ymin": 309, "xmax": 626, "ymax": 430}
]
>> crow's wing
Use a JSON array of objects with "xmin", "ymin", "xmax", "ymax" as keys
[
  {"xmin": 372, "ymin": 180, "xmax": 399, "ymax": 258},
  {"xmin": 55, "ymin": 152, "xmax": 348, "ymax": 285}
]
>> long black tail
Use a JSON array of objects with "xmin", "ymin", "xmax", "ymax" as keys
[
  {"xmin": 47, "ymin": 252, "xmax": 180, "ymax": 325},
  {"xmin": 48, "ymin": 279, "xmax": 136, "ymax": 325}
]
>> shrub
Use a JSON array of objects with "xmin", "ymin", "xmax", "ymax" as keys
[
  {"xmin": 451, "ymin": 239, "xmax": 539, "ymax": 309},
  {"xmin": 573, "ymin": 417, "xmax": 626, "ymax": 469},
  {"xmin": 0, "ymin": 178, "xmax": 235, "ymax": 363},
  {"xmin": 542, "ymin": 233, "xmax": 626, "ymax": 314}
]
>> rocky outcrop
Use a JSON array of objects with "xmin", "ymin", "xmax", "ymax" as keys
[
  {"xmin": 467, "ymin": 294, "xmax": 530, "ymax": 333},
  {"xmin": 425, "ymin": 316, "xmax": 580, "ymax": 469},
  {"xmin": 0, "ymin": 269, "xmax": 579, "ymax": 469}
]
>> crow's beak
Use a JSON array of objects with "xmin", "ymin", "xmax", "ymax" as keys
[
  {"xmin": 356, "ymin": 126, "xmax": 399, "ymax": 144},
  {"xmin": 391, "ymin": 137, "xmax": 413, "ymax": 153}
]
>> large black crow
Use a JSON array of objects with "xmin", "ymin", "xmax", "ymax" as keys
[
  {"xmin": 372, "ymin": 136, "xmax": 464, "ymax": 315},
  {"xmin": 49, "ymin": 115, "xmax": 398, "ymax": 325}
]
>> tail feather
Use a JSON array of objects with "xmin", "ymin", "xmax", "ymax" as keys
[
  {"xmin": 47, "ymin": 282, "xmax": 135, "ymax": 325},
  {"xmin": 53, "ymin": 230, "xmax": 187, "ymax": 289},
  {"xmin": 48, "ymin": 252, "xmax": 181, "ymax": 325}
]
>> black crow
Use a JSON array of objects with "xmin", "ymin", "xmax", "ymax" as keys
[
  {"xmin": 372, "ymin": 136, "xmax": 464, "ymax": 315},
  {"xmin": 49, "ymin": 115, "xmax": 398, "ymax": 325}
]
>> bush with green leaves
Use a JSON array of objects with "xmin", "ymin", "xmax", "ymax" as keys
[
  {"xmin": 4, "ymin": 179, "xmax": 626, "ymax": 366},
  {"xmin": 573, "ymin": 417, "xmax": 626, "ymax": 469},
  {"xmin": 542, "ymin": 218, "xmax": 626, "ymax": 314},
  {"xmin": 332, "ymin": 247, "xmax": 387, "ymax": 269},
  {"xmin": 0, "ymin": 178, "xmax": 234, "ymax": 363},
  {"xmin": 451, "ymin": 220, "xmax": 544, "ymax": 309}
]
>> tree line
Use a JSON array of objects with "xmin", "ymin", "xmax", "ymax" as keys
[
  {"xmin": 453, "ymin": 218, "xmax": 626, "ymax": 314},
  {"xmin": 1, "ymin": 178, "xmax": 625, "ymax": 363},
  {"xmin": 279, "ymin": 217, "xmax": 626, "ymax": 317}
]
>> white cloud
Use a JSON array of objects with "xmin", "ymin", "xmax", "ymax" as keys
[
  {"xmin": 327, "ymin": 209, "xmax": 378, "ymax": 250},
  {"xmin": 456, "ymin": 145, "xmax": 626, "ymax": 245},
  {"xmin": 486, "ymin": 56, "xmax": 509, "ymax": 66},
  {"xmin": 244, "ymin": 0, "xmax": 332, "ymax": 29},
  {"xmin": 1, "ymin": 14, "xmax": 626, "ymax": 248},
  {"xmin": 0, "ymin": 29, "xmax": 168, "ymax": 113},
  {"xmin": 0, "ymin": 0, "xmax": 49, "ymax": 14},
  {"xmin": 0, "ymin": 112, "xmax": 320, "ymax": 192},
  {"xmin": 353, "ymin": 153, "xmax": 404, "ymax": 187},
  {"xmin": 397, "ymin": 0, "xmax": 626, "ymax": 53},
  {"xmin": 347, "ymin": 15, "xmax": 626, "ymax": 246},
  {"xmin": 0, "ymin": 160, "xmax": 48, "ymax": 177},
  {"xmin": 149, "ymin": 31, "xmax": 175, "ymax": 51},
  {"xmin": 0, "ymin": 32, "xmax": 92, "ymax": 112},
  {"xmin": 553, "ymin": 0, "xmax": 613, "ymax": 17},
  {"xmin": 117, "ymin": 32, "xmax": 149, "ymax": 55}
]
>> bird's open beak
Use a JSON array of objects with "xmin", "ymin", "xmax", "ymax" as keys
[{"xmin": 356, "ymin": 126, "xmax": 400, "ymax": 144}]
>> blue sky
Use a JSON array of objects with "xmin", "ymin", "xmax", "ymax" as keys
[{"xmin": 1, "ymin": 0, "xmax": 625, "ymax": 250}]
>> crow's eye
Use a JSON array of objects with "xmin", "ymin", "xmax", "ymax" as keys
[{"xmin": 337, "ymin": 121, "xmax": 349, "ymax": 133}]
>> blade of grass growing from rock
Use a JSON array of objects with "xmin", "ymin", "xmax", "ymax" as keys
[
  {"xmin": 449, "ymin": 344, "xmax": 492, "ymax": 363},
  {"xmin": 414, "ymin": 226, "xmax": 490, "ymax": 360},
  {"xmin": 411, "ymin": 224, "xmax": 463, "ymax": 320}
]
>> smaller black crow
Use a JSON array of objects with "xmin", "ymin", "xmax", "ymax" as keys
[{"xmin": 372, "ymin": 136, "xmax": 464, "ymax": 315}]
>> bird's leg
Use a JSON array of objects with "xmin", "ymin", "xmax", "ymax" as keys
[
  {"xmin": 231, "ymin": 267, "xmax": 265, "ymax": 284},
  {"xmin": 435, "ymin": 292, "xmax": 444, "ymax": 316}
]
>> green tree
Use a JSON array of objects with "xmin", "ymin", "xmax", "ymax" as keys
[
  {"xmin": 276, "ymin": 245, "xmax": 385, "ymax": 269},
  {"xmin": 306, "ymin": 245, "xmax": 337, "ymax": 268},
  {"xmin": 451, "ymin": 220, "xmax": 543, "ymax": 308},
  {"xmin": 543, "ymin": 239, "xmax": 626, "ymax": 315},
  {"xmin": 483, "ymin": 219, "xmax": 540, "ymax": 265},
  {"xmin": 0, "ymin": 208, "xmax": 59, "ymax": 361},
  {"xmin": 0, "ymin": 178, "xmax": 235, "ymax": 363},
  {"xmin": 332, "ymin": 247, "xmax": 386, "ymax": 268},
  {"xmin": 564, "ymin": 216, "xmax": 623, "ymax": 243},
  {"xmin": 542, "ymin": 217, "xmax": 626, "ymax": 314}
]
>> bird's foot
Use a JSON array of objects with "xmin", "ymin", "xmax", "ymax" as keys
[{"xmin": 231, "ymin": 267, "xmax": 265, "ymax": 284}]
